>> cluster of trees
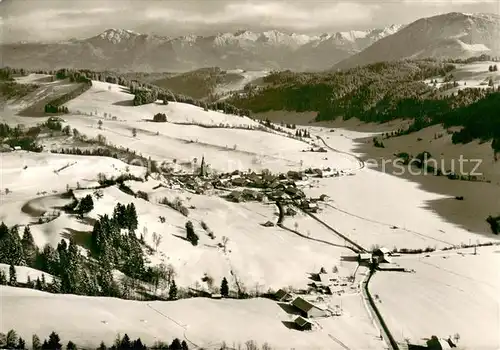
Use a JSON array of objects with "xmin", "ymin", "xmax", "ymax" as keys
[
  {"xmin": 229, "ymin": 60, "xmax": 500, "ymax": 146},
  {"xmin": 185, "ymin": 221, "xmax": 199, "ymax": 246},
  {"xmin": 486, "ymin": 215, "xmax": 500, "ymax": 235},
  {"xmin": 44, "ymin": 69, "xmax": 93, "ymax": 113},
  {"xmin": 445, "ymin": 54, "xmax": 499, "ymax": 64},
  {"xmin": 0, "ymin": 197, "xmax": 174, "ymax": 299},
  {"xmin": 153, "ymin": 113, "xmax": 167, "ymax": 122},
  {"xmin": 443, "ymin": 93, "xmax": 500, "ymax": 151},
  {"xmin": 488, "ymin": 65, "xmax": 498, "ymax": 72},
  {"xmin": 0, "ymin": 329, "xmax": 189, "ymax": 350},
  {"xmin": 44, "ymin": 82, "xmax": 91, "ymax": 114},
  {"xmin": 90, "ymin": 203, "xmax": 144, "ymax": 280},
  {"xmin": 0, "ymin": 68, "xmax": 37, "ymax": 101},
  {"xmin": 51, "ymin": 147, "xmax": 119, "ymax": 158},
  {"xmin": 132, "ymin": 88, "xmax": 158, "ymax": 106},
  {"xmin": 64, "ymin": 194, "xmax": 94, "ymax": 218},
  {"xmin": 295, "ymin": 129, "xmax": 310, "ymax": 138}
]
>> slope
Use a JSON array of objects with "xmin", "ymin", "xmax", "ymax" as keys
[{"xmin": 334, "ymin": 12, "xmax": 500, "ymax": 70}]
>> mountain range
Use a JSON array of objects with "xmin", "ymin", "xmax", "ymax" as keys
[
  {"xmin": 1, "ymin": 12, "xmax": 499, "ymax": 72},
  {"xmin": 334, "ymin": 12, "xmax": 500, "ymax": 70},
  {"xmin": 0, "ymin": 25, "xmax": 404, "ymax": 72}
]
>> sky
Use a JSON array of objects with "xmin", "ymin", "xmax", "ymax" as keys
[{"xmin": 1, "ymin": 0, "xmax": 499, "ymax": 43}]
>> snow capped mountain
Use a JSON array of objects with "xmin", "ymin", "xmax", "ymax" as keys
[
  {"xmin": 96, "ymin": 28, "xmax": 141, "ymax": 44},
  {"xmin": 2, "ymin": 13, "xmax": 497, "ymax": 72},
  {"xmin": 334, "ymin": 12, "xmax": 500, "ymax": 70}
]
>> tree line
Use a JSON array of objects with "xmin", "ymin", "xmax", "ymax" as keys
[
  {"xmin": 0, "ymin": 329, "xmax": 189, "ymax": 350},
  {"xmin": 228, "ymin": 59, "xmax": 500, "ymax": 148}
]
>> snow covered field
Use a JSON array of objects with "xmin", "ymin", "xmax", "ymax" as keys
[
  {"xmin": 58, "ymin": 81, "xmax": 359, "ymax": 173},
  {"xmin": 424, "ymin": 61, "xmax": 500, "ymax": 93},
  {"xmin": 2, "ymin": 74, "xmax": 500, "ymax": 349},
  {"xmin": 215, "ymin": 70, "xmax": 269, "ymax": 95},
  {"xmin": 0, "ymin": 286, "xmax": 384, "ymax": 350},
  {"xmin": 370, "ymin": 246, "xmax": 500, "ymax": 349}
]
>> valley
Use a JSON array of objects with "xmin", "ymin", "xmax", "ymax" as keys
[{"xmin": 1, "ymin": 66, "xmax": 499, "ymax": 349}]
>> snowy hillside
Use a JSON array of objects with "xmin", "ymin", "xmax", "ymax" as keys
[{"xmin": 335, "ymin": 12, "xmax": 500, "ymax": 70}]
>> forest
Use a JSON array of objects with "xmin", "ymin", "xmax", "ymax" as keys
[{"xmin": 229, "ymin": 60, "xmax": 500, "ymax": 149}]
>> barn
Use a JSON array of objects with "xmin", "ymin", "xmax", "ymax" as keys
[
  {"xmin": 358, "ymin": 253, "xmax": 372, "ymax": 263},
  {"xmin": 275, "ymin": 289, "xmax": 293, "ymax": 302},
  {"xmin": 372, "ymin": 247, "xmax": 392, "ymax": 263},
  {"xmin": 294, "ymin": 316, "xmax": 313, "ymax": 331},
  {"xmin": 291, "ymin": 297, "xmax": 328, "ymax": 318}
]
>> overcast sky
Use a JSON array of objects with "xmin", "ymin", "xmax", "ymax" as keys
[{"xmin": 1, "ymin": 0, "xmax": 499, "ymax": 43}]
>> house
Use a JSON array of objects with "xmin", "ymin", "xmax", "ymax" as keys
[
  {"xmin": 210, "ymin": 293, "xmax": 222, "ymax": 299},
  {"xmin": 275, "ymin": 289, "xmax": 293, "ymax": 302},
  {"xmin": 13, "ymin": 146, "xmax": 22, "ymax": 151},
  {"xmin": 358, "ymin": 253, "xmax": 372, "ymax": 263},
  {"xmin": 291, "ymin": 297, "xmax": 328, "ymax": 318},
  {"xmin": 318, "ymin": 273, "xmax": 333, "ymax": 285},
  {"xmin": 426, "ymin": 336, "xmax": 452, "ymax": 349},
  {"xmin": 294, "ymin": 316, "xmax": 313, "ymax": 331},
  {"xmin": 372, "ymin": 247, "xmax": 392, "ymax": 263}
]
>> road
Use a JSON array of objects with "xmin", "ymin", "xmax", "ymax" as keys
[{"xmin": 315, "ymin": 135, "xmax": 365, "ymax": 171}]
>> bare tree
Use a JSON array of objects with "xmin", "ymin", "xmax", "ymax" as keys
[
  {"xmin": 221, "ymin": 236, "xmax": 229, "ymax": 253},
  {"xmin": 152, "ymin": 232, "xmax": 162, "ymax": 252},
  {"xmin": 142, "ymin": 226, "xmax": 148, "ymax": 242},
  {"xmin": 453, "ymin": 333, "xmax": 460, "ymax": 344},
  {"xmin": 165, "ymin": 264, "xmax": 176, "ymax": 290},
  {"xmin": 245, "ymin": 340, "xmax": 258, "ymax": 350},
  {"xmin": 294, "ymin": 222, "xmax": 299, "ymax": 231}
]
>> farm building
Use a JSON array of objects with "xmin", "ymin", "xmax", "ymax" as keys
[
  {"xmin": 372, "ymin": 247, "xmax": 392, "ymax": 263},
  {"xmin": 426, "ymin": 336, "xmax": 453, "ymax": 349},
  {"xmin": 291, "ymin": 297, "xmax": 328, "ymax": 318},
  {"xmin": 275, "ymin": 289, "xmax": 293, "ymax": 302},
  {"xmin": 358, "ymin": 253, "xmax": 372, "ymax": 263},
  {"xmin": 294, "ymin": 316, "xmax": 313, "ymax": 331}
]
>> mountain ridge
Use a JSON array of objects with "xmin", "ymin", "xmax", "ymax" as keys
[
  {"xmin": 334, "ymin": 12, "xmax": 500, "ymax": 70},
  {"xmin": 1, "ymin": 25, "xmax": 404, "ymax": 72}
]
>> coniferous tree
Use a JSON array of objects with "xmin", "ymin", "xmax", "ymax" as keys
[
  {"xmin": 0, "ymin": 224, "xmax": 24, "ymax": 265},
  {"xmin": 35, "ymin": 276, "xmax": 42, "ymax": 290},
  {"xmin": 168, "ymin": 279, "xmax": 178, "ymax": 300},
  {"xmin": 120, "ymin": 334, "xmax": 131, "ymax": 350},
  {"xmin": 185, "ymin": 221, "xmax": 198, "ymax": 246},
  {"xmin": 78, "ymin": 195, "xmax": 94, "ymax": 218},
  {"xmin": 6, "ymin": 329, "xmax": 18, "ymax": 349},
  {"xmin": 169, "ymin": 338, "xmax": 181, "ymax": 350},
  {"xmin": 47, "ymin": 331, "xmax": 62, "ymax": 350},
  {"xmin": 181, "ymin": 340, "xmax": 188, "ymax": 350},
  {"xmin": 8, "ymin": 264, "xmax": 17, "ymax": 286},
  {"xmin": 32, "ymin": 334, "xmax": 42, "ymax": 350},
  {"xmin": 40, "ymin": 244, "xmax": 60, "ymax": 275},
  {"xmin": 132, "ymin": 338, "xmax": 146, "ymax": 350},
  {"xmin": 97, "ymin": 341, "xmax": 107, "ymax": 350},
  {"xmin": 66, "ymin": 341, "xmax": 77, "ymax": 350},
  {"xmin": 0, "ymin": 270, "xmax": 7, "ymax": 285},
  {"xmin": 18, "ymin": 337, "xmax": 27, "ymax": 350},
  {"xmin": 21, "ymin": 225, "xmax": 37, "ymax": 266},
  {"xmin": 220, "ymin": 277, "xmax": 229, "ymax": 297},
  {"xmin": 126, "ymin": 203, "xmax": 138, "ymax": 232}
]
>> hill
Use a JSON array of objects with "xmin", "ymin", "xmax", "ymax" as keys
[
  {"xmin": 334, "ymin": 12, "xmax": 500, "ymax": 70},
  {"xmin": 229, "ymin": 59, "xmax": 500, "ymax": 148}
]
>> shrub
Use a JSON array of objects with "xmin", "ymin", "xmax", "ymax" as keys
[
  {"xmin": 185, "ymin": 221, "xmax": 199, "ymax": 246},
  {"xmin": 153, "ymin": 113, "xmax": 167, "ymax": 122}
]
